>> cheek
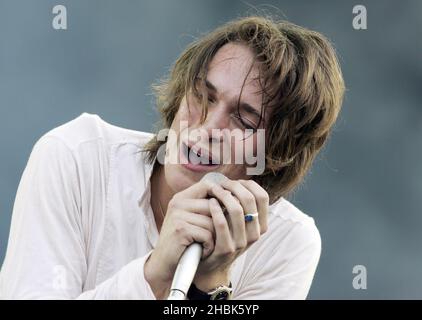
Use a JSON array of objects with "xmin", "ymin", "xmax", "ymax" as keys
[
  {"xmin": 167, "ymin": 97, "xmax": 201, "ymax": 157},
  {"xmin": 227, "ymin": 135, "xmax": 259, "ymax": 179},
  {"xmin": 168, "ymin": 99, "xmax": 192, "ymax": 142},
  {"xmin": 177, "ymin": 95, "xmax": 202, "ymax": 124},
  {"xmin": 230, "ymin": 133, "xmax": 258, "ymax": 161}
]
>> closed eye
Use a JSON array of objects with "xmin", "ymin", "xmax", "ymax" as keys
[
  {"xmin": 232, "ymin": 114, "xmax": 257, "ymax": 131},
  {"xmin": 192, "ymin": 90, "xmax": 215, "ymax": 104},
  {"xmin": 207, "ymin": 95, "xmax": 216, "ymax": 104}
]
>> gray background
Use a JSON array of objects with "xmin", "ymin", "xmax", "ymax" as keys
[{"xmin": 0, "ymin": 0, "xmax": 421, "ymax": 299}]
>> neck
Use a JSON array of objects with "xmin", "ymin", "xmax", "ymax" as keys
[{"xmin": 150, "ymin": 163, "xmax": 173, "ymax": 232}]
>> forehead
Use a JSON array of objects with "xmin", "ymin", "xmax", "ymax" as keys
[{"xmin": 206, "ymin": 43, "xmax": 262, "ymax": 102}]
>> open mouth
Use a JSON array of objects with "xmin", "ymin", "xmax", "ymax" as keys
[{"xmin": 181, "ymin": 143, "xmax": 220, "ymax": 167}]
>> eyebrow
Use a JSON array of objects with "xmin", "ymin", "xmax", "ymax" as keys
[{"xmin": 205, "ymin": 79, "xmax": 263, "ymax": 122}]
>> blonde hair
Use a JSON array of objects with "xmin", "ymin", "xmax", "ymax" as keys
[{"xmin": 143, "ymin": 15, "xmax": 345, "ymax": 204}]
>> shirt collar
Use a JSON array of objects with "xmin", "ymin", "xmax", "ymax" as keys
[
  {"xmin": 137, "ymin": 151, "xmax": 157, "ymax": 206},
  {"xmin": 137, "ymin": 151, "xmax": 160, "ymax": 248}
]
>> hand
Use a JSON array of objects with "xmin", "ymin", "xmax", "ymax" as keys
[
  {"xmin": 144, "ymin": 178, "xmax": 219, "ymax": 299},
  {"xmin": 193, "ymin": 178, "xmax": 269, "ymax": 292}
]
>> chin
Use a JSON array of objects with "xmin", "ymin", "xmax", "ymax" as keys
[{"xmin": 164, "ymin": 164, "xmax": 196, "ymax": 192}]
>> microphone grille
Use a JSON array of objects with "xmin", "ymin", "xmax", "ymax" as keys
[{"xmin": 201, "ymin": 172, "xmax": 227, "ymax": 185}]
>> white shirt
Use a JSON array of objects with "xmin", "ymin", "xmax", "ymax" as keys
[{"xmin": 0, "ymin": 112, "xmax": 321, "ymax": 300}]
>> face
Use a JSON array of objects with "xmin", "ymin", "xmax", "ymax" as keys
[{"xmin": 163, "ymin": 43, "xmax": 267, "ymax": 194}]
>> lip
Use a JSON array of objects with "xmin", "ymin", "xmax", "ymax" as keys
[
  {"xmin": 186, "ymin": 141, "xmax": 217, "ymax": 163},
  {"xmin": 180, "ymin": 142, "xmax": 220, "ymax": 173}
]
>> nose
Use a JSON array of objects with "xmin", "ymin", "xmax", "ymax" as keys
[
  {"xmin": 192, "ymin": 104, "xmax": 229, "ymax": 146},
  {"xmin": 200, "ymin": 103, "xmax": 231, "ymax": 133}
]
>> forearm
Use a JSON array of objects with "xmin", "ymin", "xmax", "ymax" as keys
[{"xmin": 143, "ymin": 254, "xmax": 172, "ymax": 300}]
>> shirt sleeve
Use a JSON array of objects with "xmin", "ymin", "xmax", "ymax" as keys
[
  {"xmin": 0, "ymin": 135, "xmax": 157, "ymax": 300},
  {"xmin": 233, "ymin": 220, "xmax": 322, "ymax": 300}
]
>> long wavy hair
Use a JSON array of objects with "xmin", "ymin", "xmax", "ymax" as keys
[{"xmin": 142, "ymin": 15, "xmax": 345, "ymax": 205}]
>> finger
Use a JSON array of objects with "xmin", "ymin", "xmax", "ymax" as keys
[
  {"xmin": 177, "ymin": 199, "xmax": 213, "ymax": 216},
  {"xmin": 209, "ymin": 184, "xmax": 247, "ymax": 249},
  {"xmin": 209, "ymin": 198, "xmax": 233, "ymax": 252},
  {"xmin": 220, "ymin": 179, "xmax": 260, "ymax": 244},
  {"xmin": 182, "ymin": 223, "xmax": 215, "ymax": 259},
  {"xmin": 238, "ymin": 179, "xmax": 269, "ymax": 234},
  {"xmin": 173, "ymin": 178, "xmax": 218, "ymax": 200},
  {"xmin": 220, "ymin": 179, "xmax": 258, "ymax": 215},
  {"xmin": 181, "ymin": 211, "xmax": 215, "ymax": 235}
]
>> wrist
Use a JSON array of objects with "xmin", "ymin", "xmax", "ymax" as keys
[
  {"xmin": 144, "ymin": 254, "xmax": 171, "ymax": 299},
  {"xmin": 188, "ymin": 280, "xmax": 233, "ymax": 300},
  {"xmin": 193, "ymin": 269, "xmax": 230, "ymax": 292}
]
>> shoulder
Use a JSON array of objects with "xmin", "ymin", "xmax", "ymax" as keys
[
  {"xmin": 264, "ymin": 197, "xmax": 322, "ymax": 252},
  {"xmin": 233, "ymin": 196, "xmax": 321, "ymax": 297},
  {"xmin": 38, "ymin": 112, "xmax": 154, "ymax": 152},
  {"xmin": 27, "ymin": 113, "xmax": 156, "ymax": 190}
]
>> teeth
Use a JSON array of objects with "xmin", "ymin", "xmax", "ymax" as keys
[{"xmin": 185, "ymin": 144, "xmax": 218, "ymax": 166}]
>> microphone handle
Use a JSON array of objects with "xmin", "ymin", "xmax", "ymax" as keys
[
  {"xmin": 167, "ymin": 172, "xmax": 227, "ymax": 300},
  {"xmin": 167, "ymin": 242, "xmax": 202, "ymax": 300}
]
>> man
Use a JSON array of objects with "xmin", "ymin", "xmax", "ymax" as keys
[{"xmin": 0, "ymin": 16, "xmax": 344, "ymax": 299}]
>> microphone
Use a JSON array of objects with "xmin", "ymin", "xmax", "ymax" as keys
[{"xmin": 167, "ymin": 172, "xmax": 227, "ymax": 300}]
